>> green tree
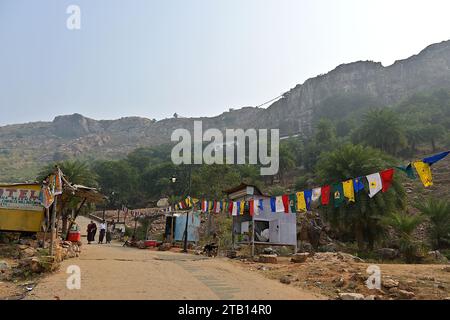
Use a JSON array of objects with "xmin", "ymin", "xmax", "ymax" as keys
[
  {"xmin": 382, "ymin": 212, "xmax": 425, "ymax": 263},
  {"xmin": 353, "ymin": 109, "xmax": 406, "ymax": 155},
  {"xmin": 315, "ymin": 144, "xmax": 406, "ymax": 251},
  {"xmin": 415, "ymin": 198, "xmax": 450, "ymax": 250}
]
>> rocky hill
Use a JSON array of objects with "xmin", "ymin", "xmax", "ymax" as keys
[{"xmin": 1, "ymin": 40, "xmax": 450, "ymax": 182}]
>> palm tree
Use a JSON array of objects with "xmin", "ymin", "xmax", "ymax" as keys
[
  {"xmin": 382, "ymin": 212, "xmax": 425, "ymax": 263},
  {"xmin": 316, "ymin": 144, "xmax": 406, "ymax": 251},
  {"xmin": 353, "ymin": 108, "xmax": 406, "ymax": 155},
  {"xmin": 37, "ymin": 160, "xmax": 98, "ymax": 235},
  {"xmin": 415, "ymin": 198, "xmax": 450, "ymax": 250}
]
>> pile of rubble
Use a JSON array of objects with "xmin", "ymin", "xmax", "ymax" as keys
[{"xmin": 0, "ymin": 237, "xmax": 81, "ymax": 282}]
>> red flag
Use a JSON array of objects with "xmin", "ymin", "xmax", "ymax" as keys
[
  {"xmin": 249, "ymin": 199, "xmax": 254, "ymax": 216},
  {"xmin": 321, "ymin": 185, "xmax": 331, "ymax": 205},
  {"xmin": 228, "ymin": 201, "xmax": 233, "ymax": 215},
  {"xmin": 282, "ymin": 195, "xmax": 290, "ymax": 213},
  {"xmin": 380, "ymin": 168, "xmax": 394, "ymax": 192}
]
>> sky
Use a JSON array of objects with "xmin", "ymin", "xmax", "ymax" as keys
[{"xmin": 0, "ymin": 0, "xmax": 449, "ymax": 126}]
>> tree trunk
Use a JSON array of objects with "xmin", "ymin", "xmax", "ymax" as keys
[{"xmin": 62, "ymin": 210, "xmax": 68, "ymax": 236}]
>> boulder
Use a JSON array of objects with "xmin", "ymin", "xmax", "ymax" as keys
[
  {"xmin": 338, "ymin": 293, "xmax": 365, "ymax": 300},
  {"xmin": 376, "ymin": 248, "xmax": 399, "ymax": 260},
  {"xmin": 382, "ymin": 278, "xmax": 399, "ymax": 289},
  {"xmin": 442, "ymin": 266, "xmax": 450, "ymax": 272},
  {"xmin": 258, "ymin": 254, "xmax": 278, "ymax": 264},
  {"xmin": 389, "ymin": 287, "xmax": 415, "ymax": 300},
  {"xmin": 158, "ymin": 243, "xmax": 172, "ymax": 251},
  {"xmin": 20, "ymin": 247, "xmax": 37, "ymax": 258},
  {"xmin": 263, "ymin": 247, "xmax": 275, "ymax": 254},
  {"xmin": 297, "ymin": 241, "xmax": 313, "ymax": 253},
  {"xmin": 291, "ymin": 253, "xmax": 310, "ymax": 263},
  {"xmin": 426, "ymin": 250, "xmax": 448, "ymax": 263},
  {"xmin": 0, "ymin": 260, "xmax": 9, "ymax": 271},
  {"xmin": 318, "ymin": 243, "xmax": 337, "ymax": 252},
  {"xmin": 280, "ymin": 275, "xmax": 297, "ymax": 284}
]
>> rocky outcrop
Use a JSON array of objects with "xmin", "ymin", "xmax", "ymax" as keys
[{"xmin": 1, "ymin": 40, "xmax": 450, "ymax": 181}]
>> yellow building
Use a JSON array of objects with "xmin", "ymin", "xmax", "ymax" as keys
[{"xmin": 0, "ymin": 183, "xmax": 45, "ymax": 232}]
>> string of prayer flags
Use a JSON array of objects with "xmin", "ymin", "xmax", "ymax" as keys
[
  {"xmin": 342, "ymin": 179, "xmax": 355, "ymax": 202},
  {"xmin": 366, "ymin": 172, "xmax": 382, "ymax": 198},
  {"xmin": 380, "ymin": 168, "xmax": 394, "ymax": 192},
  {"xmin": 304, "ymin": 190, "xmax": 313, "ymax": 211},
  {"xmin": 413, "ymin": 161, "xmax": 433, "ymax": 187}
]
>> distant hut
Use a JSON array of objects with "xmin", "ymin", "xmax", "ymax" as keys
[{"xmin": 224, "ymin": 183, "xmax": 297, "ymax": 256}]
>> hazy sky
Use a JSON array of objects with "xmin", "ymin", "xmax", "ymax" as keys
[{"xmin": 0, "ymin": 0, "xmax": 449, "ymax": 126}]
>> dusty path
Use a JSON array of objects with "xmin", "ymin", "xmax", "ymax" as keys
[{"xmin": 26, "ymin": 216, "xmax": 323, "ymax": 300}]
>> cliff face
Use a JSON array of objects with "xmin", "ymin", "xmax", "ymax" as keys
[
  {"xmin": 1, "ymin": 40, "xmax": 450, "ymax": 181},
  {"xmin": 256, "ymin": 40, "xmax": 450, "ymax": 134}
]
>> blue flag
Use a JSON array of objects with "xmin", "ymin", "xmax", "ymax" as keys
[
  {"xmin": 353, "ymin": 177, "xmax": 365, "ymax": 193},
  {"xmin": 423, "ymin": 151, "xmax": 450, "ymax": 166},
  {"xmin": 304, "ymin": 189, "xmax": 313, "ymax": 210},
  {"xmin": 270, "ymin": 197, "xmax": 276, "ymax": 212},
  {"xmin": 258, "ymin": 199, "xmax": 264, "ymax": 212},
  {"xmin": 236, "ymin": 201, "xmax": 241, "ymax": 215}
]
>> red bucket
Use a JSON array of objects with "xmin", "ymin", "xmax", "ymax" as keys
[
  {"xmin": 68, "ymin": 231, "xmax": 81, "ymax": 242},
  {"xmin": 144, "ymin": 240, "xmax": 157, "ymax": 247}
]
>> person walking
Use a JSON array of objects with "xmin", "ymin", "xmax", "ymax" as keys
[
  {"xmin": 87, "ymin": 220, "xmax": 97, "ymax": 244},
  {"xmin": 98, "ymin": 220, "xmax": 107, "ymax": 244},
  {"xmin": 106, "ymin": 219, "xmax": 114, "ymax": 244}
]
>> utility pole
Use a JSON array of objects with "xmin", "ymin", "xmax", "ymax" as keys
[
  {"xmin": 49, "ymin": 196, "xmax": 57, "ymax": 256},
  {"xmin": 182, "ymin": 165, "xmax": 192, "ymax": 253}
]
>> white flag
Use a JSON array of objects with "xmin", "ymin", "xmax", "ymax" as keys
[
  {"xmin": 311, "ymin": 188, "xmax": 322, "ymax": 202},
  {"xmin": 253, "ymin": 199, "xmax": 260, "ymax": 215},
  {"xmin": 232, "ymin": 202, "xmax": 238, "ymax": 216},
  {"xmin": 275, "ymin": 196, "xmax": 284, "ymax": 213},
  {"xmin": 366, "ymin": 173, "xmax": 382, "ymax": 198}
]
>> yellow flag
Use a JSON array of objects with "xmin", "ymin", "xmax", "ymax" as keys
[
  {"xmin": 413, "ymin": 161, "xmax": 433, "ymax": 187},
  {"xmin": 343, "ymin": 179, "xmax": 355, "ymax": 202},
  {"xmin": 240, "ymin": 201, "xmax": 245, "ymax": 215},
  {"xmin": 296, "ymin": 192, "xmax": 307, "ymax": 212}
]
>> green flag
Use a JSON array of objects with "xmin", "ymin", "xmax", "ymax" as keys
[
  {"xmin": 289, "ymin": 194, "xmax": 297, "ymax": 212},
  {"xmin": 332, "ymin": 183, "xmax": 345, "ymax": 208},
  {"xmin": 395, "ymin": 163, "xmax": 416, "ymax": 179}
]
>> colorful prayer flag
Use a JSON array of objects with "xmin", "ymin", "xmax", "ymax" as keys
[
  {"xmin": 321, "ymin": 185, "xmax": 331, "ymax": 205},
  {"xmin": 353, "ymin": 177, "xmax": 365, "ymax": 193},
  {"xmin": 282, "ymin": 195, "xmax": 290, "ymax": 213},
  {"xmin": 289, "ymin": 194, "xmax": 297, "ymax": 212},
  {"xmin": 380, "ymin": 168, "xmax": 394, "ymax": 192},
  {"xmin": 413, "ymin": 161, "xmax": 433, "ymax": 187},
  {"xmin": 304, "ymin": 190, "xmax": 312, "ymax": 210},
  {"xmin": 395, "ymin": 164, "xmax": 416, "ymax": 179},
  {"xmin": 343, "ymin": 179, "xmax": 355, "ymax": 202},
  {"xmin": 296, "ymin": 192, "xmax": 307, "ymax": 212},
  {"xmin": 332, "ymin": 183, "xmax": 344, "ymax": 208},
  {"xmin": 366, "ymin": 172, "xmax": 382, "ymax": 198},
  {"xmin": 423, "ymin": 151, "xmax": 450, "ymax": 166}
]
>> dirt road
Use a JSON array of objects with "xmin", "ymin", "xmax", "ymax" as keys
[{"xmin": 25, "ymin": 217, "xmax": 323, "ymax": 300}]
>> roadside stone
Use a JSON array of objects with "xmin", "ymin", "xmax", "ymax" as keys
[
  {"xmin": 280, "ymin": 275, "xmax": 292, "ymax": 284},
  {"xmin": 426, "ymin": 250, "xmax": 448, "ymax": 263},
  {"xmin": 258, "ymin": 254, "xmax": 278, "ymax": 264},
  {"xmin": 333, "ymin": 276, "xmax": 345, "ymax": 287},
  {"xmin": 291, "ymin": 253, "xmax": 309, "ymax": 263},
  {"xmin": 364, "ymin": 295, "xmax": 376, "ymax": 300},
  {"xmin": 158, "ymin": 243, "xmax": 172, "ymax": 251},
  {"xmin": 339, "ymin": 293, "xmax": 365, "ymax": 300},
  {"xmin": 442, "ymin": 266, "xmax": 450, "ymax": 272},
  {"xmin": 263, "ymin": 247, "xmax": 275, "ymax": 254},
  {"xmin": 389, "ymin": 287, "xmax": 415, "ymax": 299},
  {"xmin": 20, "ymin": 247, "xmax": 36, "ymax": 258},
  {"xmin": 0, "ymin": 260, "xmax": 9, "ymax": 271},
  {"xmin": 383, "ymin": 278, "xmax": 399, "ymax": 289}
]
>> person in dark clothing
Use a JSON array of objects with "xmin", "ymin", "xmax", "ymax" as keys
[
  {"xmin": 98, "ymin": 220, "xmax": 107, "ymax": 244},
  {"xmin": 87, "ymin": 221, "xmax": 97, "ymax": 244}
]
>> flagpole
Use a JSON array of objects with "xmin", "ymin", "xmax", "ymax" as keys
[{"xmin": 182, "ymin": 165, "xmax": 192, "ymax": 253}]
